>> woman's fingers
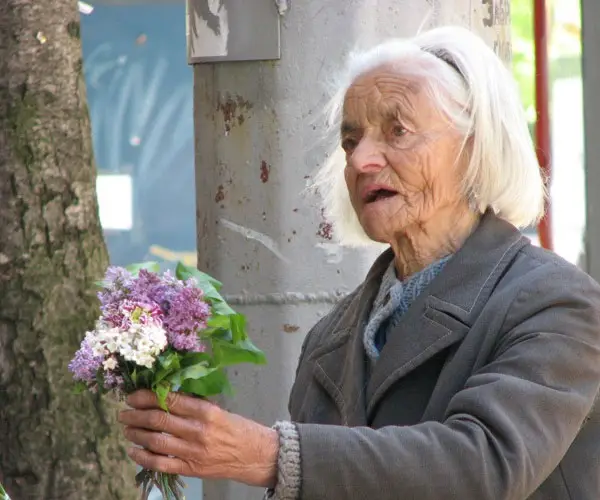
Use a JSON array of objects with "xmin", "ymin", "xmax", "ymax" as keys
[
  {"xmin": 123, "ymin": 426, "xmax": 197, "ymax": 461},
  {"xmin": 119, "ymin": 408, "xmax": 200, "ymax": 441},
  {"xmin": 126, "ymin": 390, "xmax": 218, "ymax": 419},
  {"xmin": 118, "ymin": 395, "xmax": 279, "ymax": 487},
  {"xmin": 127, "ymin": 447, "xmax": 187, "ymax": 476}
]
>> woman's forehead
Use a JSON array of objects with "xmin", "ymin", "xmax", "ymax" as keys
[
  {"xmin": 342, "ymin": 68, "xmax": 427, "ymax": 123},
  {"xmin": 345, "ymin": 67, "xmax": 421, "ymax": 100}
]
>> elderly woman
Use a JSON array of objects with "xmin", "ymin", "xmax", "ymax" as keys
[{"xmin": 118, "ymin": 26, "xmax": 600, "ymax": 499}]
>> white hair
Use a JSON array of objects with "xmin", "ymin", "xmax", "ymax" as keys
[{"xmin": 313, "ymin": 26, "xmax": 546, "ymax": 247}]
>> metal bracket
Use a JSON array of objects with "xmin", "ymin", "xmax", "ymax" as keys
[{"xmin": 186, "ymin": 0, "xmax": 281, "ymax": 64}]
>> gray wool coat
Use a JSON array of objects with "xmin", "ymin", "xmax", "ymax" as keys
[{"xmin": 287, "ymin": 211, "xmax": 600, "ymax": 499}]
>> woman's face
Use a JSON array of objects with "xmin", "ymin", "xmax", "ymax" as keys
[{"xmin": 342, "ymin": 66, "xmax": 468, "ymax": 245}]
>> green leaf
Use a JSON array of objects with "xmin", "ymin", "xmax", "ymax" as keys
[
  {"xmin": 73, "ymin": 381, "xmax": 88, "ymax": 394},
  {"xmin": 211, "ymin": 298, "xmax": 237, "ymax": 316},
  {"xmin": 198, "ymin": 326, "xmax": 226, "ymax": 337},
  {"xmin": 180, "ymin": 351, "xmax": 212, "ymax": 367},
  {"xmin": 151, "ymin": 353, "xmax": 181, "ymax": 385},
  {"xmin": 158, "ymin": 351, "xmax": 180, "ymax": 371},
  {"xmin": 135, "ymin": 368, "xmax": 153, "ymax": 390},
  {"xmin": 125, "ymin": 261, "xmax": 160, "ymax": 276},
  {"xmin": 167, "ymin": 363, "xmax": 217, "ymax": 387},
  {"xmin": 154, "ymin": 382, "xmax": 171, "ymax": 411},
  {"xmin": 175, "ymin": 262, "xmax": 222, "ymax": 290},
  {"xmin": 212, "ymin": 337, "xmax": 267, "ymax": 366},
  {"xmin": 230, "ymin": 313, "xmax": 247, "ymax": 343},
  {"xmin": 212, "ymin": 329, "xmax": 233, "ymax": 342},
  {"xmin": 206, "ymin": 315, "xmax": 231, "ymax": 330},
  {"xmin": 130, "ymin": 367, "xmax": 138, "ymax": 386},
  {"xmin": 174, "ymin": 263, "xmax": 241, "ymax": 318},
  {"xmin": 180, "ymin": 368, "xmax": 232, "ymax": 397},
  {"xmin": 96, "ymin": 369, "xmax": 106, "ymax": 391}
]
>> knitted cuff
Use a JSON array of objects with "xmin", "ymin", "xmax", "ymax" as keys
[{"xmin": 264, "ymin": 420, "xmax": 302, "ymax": 500}]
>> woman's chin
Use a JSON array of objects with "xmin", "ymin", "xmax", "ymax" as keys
[
  {"xmin": 358, "ymin": 204, "xmax": 406, "ymax": 244},
  {"xmin": 359, "ymin": 219, "xmax": 397, "ymax": 246}
]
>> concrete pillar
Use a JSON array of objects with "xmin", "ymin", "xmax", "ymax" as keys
[
  {"xmin": 582, "ymin": 0, "xmax": 600, "ymax": 279},
  {"xmin": 193, "ymin": 1, "xmax": 510, "ymax": 498}
]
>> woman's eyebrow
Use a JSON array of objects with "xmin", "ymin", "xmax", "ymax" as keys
[
  {"xmin": 340, "ymin": 121, "xmax": 361, "ymax": 135},
  {"xmin": 381, "ymin": 100, "xmax": 415, "ymax": 123}
]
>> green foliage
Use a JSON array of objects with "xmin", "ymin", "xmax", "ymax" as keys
[
  {"xmin": 510, "ymin": 0, "xmax": 582, "ymax": 122},
  {"xmin": 511, "ymin": 0, "xmax": 536, "ymax": 120},
  {"xmin": 137, "ymin": 262, "xmax": 267, "ymax": 408},
  {"xmin": 176, "ymin": 262, "xmax": 236, "ymax": 316}
]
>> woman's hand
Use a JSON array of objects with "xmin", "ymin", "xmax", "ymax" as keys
[{"xmin": 118, "ymin": 390, "xmax": 279, "ymax": 488}]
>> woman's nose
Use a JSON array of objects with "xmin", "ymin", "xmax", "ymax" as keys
[{"xmin": 348, "ymin": 139, "xmax": 386, "ymax": 174}]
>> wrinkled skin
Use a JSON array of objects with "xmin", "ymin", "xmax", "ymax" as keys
[
  {"xmin": 119, "ymin": 391, "xmax": 278, "ymax": 488},
  {"xmin": 342, "ymin": 66, "xmax": 479, "ymax": 276}
]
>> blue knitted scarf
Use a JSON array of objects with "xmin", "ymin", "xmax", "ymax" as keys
[{"xmin": 364, "ymin": 255, "xmax": 452, "ymax": 360}]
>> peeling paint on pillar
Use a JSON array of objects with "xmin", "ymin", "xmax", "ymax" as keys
[
  {"xmin": 214, "ymin": 184, "xmax": 225, "ymax": 203},
  {"xmin": 259, "ymin": 160, "xmax": 270, "ymax": 183},
  {"xmin": 316, "ymin": 220, "xmax": 333, "ymax": 240},
  {"xmin": 216, "ymin": 93, "xmax": 253, "ymax": 133},
  {"xmin": 316, "ymin": 208, "xmax": 333, "ymax": 240}
]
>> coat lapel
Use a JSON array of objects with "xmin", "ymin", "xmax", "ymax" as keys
[
  {"xmin": 365, "ymin": 211, "xmax": 529, "ymax": 418},
  {"xmin": 307, "ymin": 211, "xmax": 529, "ymax": 425},
  {"xmin": 307, "ymin": 250, "xmax": 391, "ymax": 426}
]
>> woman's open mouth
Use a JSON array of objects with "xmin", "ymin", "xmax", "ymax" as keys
[{"xmin": 363, "ymin": 187, "xmax": 398, "ymax": 204}]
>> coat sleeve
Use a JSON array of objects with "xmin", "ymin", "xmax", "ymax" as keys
[{"xmin": 295, "ymin": 266, "xmax": 600, "ymax": 500}]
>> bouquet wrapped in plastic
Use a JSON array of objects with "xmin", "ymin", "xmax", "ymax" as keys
[{"xmin": 68, "ymin": 262, "xmax": 266, "ymax": 500}]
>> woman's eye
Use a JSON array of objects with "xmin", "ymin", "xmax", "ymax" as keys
[
  {"xmin": 392, "ymin": 125, "xmax": 407, "ymax": 137},
  {"xmin": 341, "ymin": 138, "xmax": 357, "ymax": 152}
]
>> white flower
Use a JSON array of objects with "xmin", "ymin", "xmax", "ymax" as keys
[
  {"xmin": 103, "ymin": 357, "xmax": 118, "ymax": 370},
  {"xmin": 105, "ymin": 341, "xmax": 118, "ymax": 353},
  {"xmin": 97, "ymin": 320, "xmax": 169, "ymax": 369},
  {"xmin": 92, "ymin": 306, "xmax": 168, "ymax": 370},
  {"xmin": 137, "ymin": 338, "xmax": 151, "ymax": 352}
]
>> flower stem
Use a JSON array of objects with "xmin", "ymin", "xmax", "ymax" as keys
[{"xmin": 135, "ymin": 469, "xmax": 186, "ymax": 500}]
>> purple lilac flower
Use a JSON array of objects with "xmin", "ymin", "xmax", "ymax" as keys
[
  {"xmin": 98, "ymin": 267, "xmax": 134, "ymax": 313},
  {"xmin": 104, "ymin": 266, "xmax": 133, "ymax": 286},
  {"xmin": 95, "ymin": 266, "xmax": 211, "ymax": 353},
  {"xmin": 118, "ymin": 300, "xmax": 164, "ymax": 329},
  {"xmin": 163, "ymin": 286, "xmax": 210, "ymax": 352},
  {"xmin": 101, "ymin": 305, "xmax": 125, "ymax": 329},
  {"xmin": 167, "ymin": 331, "xmax": 205, "ymax": 352},
  {"xmin": 136, "ymin": 270, "xmax": 176, "ymax": 299},
  {"xmin": 103, "ymin": 300, "xmax": 160, "ymax": 330},
  {"xmin": 164, "ymin": 286, "xmax": 210, "ymax": 332},
  {"xmin": 68, "ymin": 338, "xmax": 103, "ymax": 382},
  {"xmin": 130, "ymin": 269, "xmax": 162, "ymax": 298},
  {"xmin": 103, "ymin": 370, "xmax": 125, "ymax": 390}
]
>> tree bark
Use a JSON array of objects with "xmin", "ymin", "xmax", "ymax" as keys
[{"xmin": 0, "ymin": 1, "xmax": 137, "ymax": 499}]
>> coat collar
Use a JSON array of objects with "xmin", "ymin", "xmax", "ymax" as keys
[{"xmin": 308, "ymin": 210, "xmax": 529, "ymax": 423}]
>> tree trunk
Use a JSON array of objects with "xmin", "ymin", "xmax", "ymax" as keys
[{"xmin": 0, "ymin": 1, "xmax": 137, "ymax": 499}]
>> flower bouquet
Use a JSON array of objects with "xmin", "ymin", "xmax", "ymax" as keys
[{"xmin": 69, "ymin": 261, "xmax": 266, "ymax": 500}]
